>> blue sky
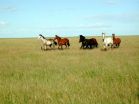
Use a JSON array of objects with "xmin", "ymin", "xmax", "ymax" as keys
[{"xmin": 0, "ymin": 0, "xmax": 139, "ymax": 38}]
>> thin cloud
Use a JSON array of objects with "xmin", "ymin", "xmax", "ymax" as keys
[
  {"xmin": 85, "ymin": 12, "xmax": 139, "ymax": 22},
  {"xmin": 0, "ymin": 21, "xmax": 9, "ymax": 27},
  {"xmin": 39, "ymin": 24, "xmax": 111, "ymax": 30},
  {"xmin": 105, "ymin": 0, "xmax": 118, "ymax": 5},
  {"xmin": 0, "ymin": 6, "xmax": 17, "ymax": 12},
  {"xmin": 77, "ymin": 23, "xmax": 111, "ymax": 29}
]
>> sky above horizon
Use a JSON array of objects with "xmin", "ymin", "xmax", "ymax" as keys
[{"xmin": 0, "ymin": 0, "xmax": 139, "ymax": 38}]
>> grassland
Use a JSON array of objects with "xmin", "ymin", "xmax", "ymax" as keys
[{"xmin": 0, "ymin": 36, "xmax": 139, "ymax": 104}]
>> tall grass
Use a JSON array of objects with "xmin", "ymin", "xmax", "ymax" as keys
[{"xmin": 0, "ymin": 36, "xmax": 139, "ymax": 104}]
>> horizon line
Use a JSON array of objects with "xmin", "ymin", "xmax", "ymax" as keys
[{"xmin": 0, "ymin": 34, "xmax": 139, "ymax": 39}]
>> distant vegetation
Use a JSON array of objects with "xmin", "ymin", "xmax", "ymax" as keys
[{"xmin": 0, "ymin": 36, "xmax": 139, "ymax": 104}]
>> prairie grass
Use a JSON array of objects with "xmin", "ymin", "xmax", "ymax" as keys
[{"xmin": 0, "ymin": 36, "xmax": 139, "ymax": 104}]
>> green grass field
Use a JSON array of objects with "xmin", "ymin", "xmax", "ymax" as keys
[{"xmin": 0, "ymin": 36, "xmax": 139, "ymax": 104}]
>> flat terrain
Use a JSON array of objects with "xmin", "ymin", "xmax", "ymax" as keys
[{"xmin": 0, "ymin": 36, "xmax": 139, "ymax": 104}]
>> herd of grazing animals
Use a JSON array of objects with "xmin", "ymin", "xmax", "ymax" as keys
[{"xmin": 38, "ymin": 33, "xmax": 121, "ymax": 50}]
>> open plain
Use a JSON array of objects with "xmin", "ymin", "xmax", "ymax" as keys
[{"xmin": 0, "ymin": 36, "xmax": 139, "ymax": 104}]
